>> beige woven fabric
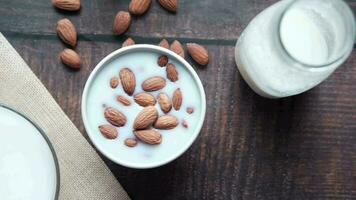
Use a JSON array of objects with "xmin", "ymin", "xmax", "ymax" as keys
[{"xmin": 0, "ymin": 33, "xmax": 130, "ymax": 200}]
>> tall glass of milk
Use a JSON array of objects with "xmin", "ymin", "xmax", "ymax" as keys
[{"xmin": 235, "ymin": 0, "xmax": 356, "ymax": 98}]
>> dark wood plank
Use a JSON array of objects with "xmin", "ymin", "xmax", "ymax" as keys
[{"xmin": 5, "ymin": 35, "xmax": 356, "ymax": 199}]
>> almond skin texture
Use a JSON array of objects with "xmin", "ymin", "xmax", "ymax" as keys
[
  {"xmin": 56, "ymin": 18, "xmax": 77, "ymax": 47},
  {"xmin": 158, "ymin": 0, "xmax": 177, "ymax": 13},
  {"xmin": 59, "ymin": 49, "xmax": 81, "ymax": 69},
  {"xmin": 122, "ymin": 37, "xmax": 135, "ymax": 47},
  {"xmin": 172, "ymin": 88, "xmax": 182, "ymax": 110},
  {"xmin": 133, "ymin": 106, "xmax": 158, "ymax": 130},
  {"xmin": 142, "ymin": 76, "xmax": 166, "ymax": 92},
  {"xmin": 187, "ymin": 43, "xmax": 209, "ymax": 66},
  {"xmin": 104, "ymin": 107, "xmax": 127, "ymax": 127},
  {"xmin": 134, "ymin": 130, "xmax": 162, "ymax": 145},
  {"xmin": 166, "ymin": 63, "xmax": 178, "ymax": 82},
  {"xmin": 157, "ymin": 93, "xmax": 172, "ymax": 113},
  {"xmin": 157, "ymin": 55, "xmax": 168, "ymax": 67},
  {"xmin": 113, "ymin": 11, "xmax": 131, "ymax": 35},
  {"xmin": 154, "ymin": 115, "xmax": 179, "ymax": 130},
  {"xmin": 129, "ymin": 0, "xmax": 151, "ymax": 16},
  {"xmin": 170, "ymin": 40, "xmax": 184, "ymax": 58},
  {"xmin": 134, "ymin": 92, "xmax": 156, "ymax": 107},
  {"xmin": 119, "ymin": 68, "xmax": 136, "ymax": 95},
  {"xmin": 158, "ymin": 39, "xmax": 169, "ymax": 49},
  {"xmin": 110, "ymin": 77, "xmax": 119, "ymax": 88},
  {"xmin": 98, "ymin": 125, "xmax": 118, "ymax": 139},
  {"xmin": 52, "ymin": 0, "xmax": 80, "ymax": 11},
  {"xmin": 124, "ymin": 138, "xmax": 138, "ymax": 147},
  {"xmin": 116, "ymin": 95, "xmax": 131, "ymax": 106}
]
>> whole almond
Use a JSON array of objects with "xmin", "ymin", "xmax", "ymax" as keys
[
  {"xmin": 110, "ymin": 77, "xmax": 119, "ymax": 88},
  {"xmin": 170, "ymin": 40, "xmax": 184, "ymax": 58},
  {"xmin": 133, "ymin": 106, "xmax": 158, "ymax": 130},
  {"xmin": 142, "ymin": 76, "xmax": 166, "ymax": 92},
  {"xmin": 104, "ymin": 107, "xmax": 127, "ymax": 127},
  {"xmin": 122, "ymin": 37, "xmax": 135, "ymax": 47},
  {"xmin": 59, "ymin": 49, "xmax": 81, "ymax": 69},
  {"xmin": 186, "ymin": 107, "xmax": 194, "ymax": 114},
  {"xmin": 187, "ymin": 43, "xmax": 209, "ymax": 66},
  {"xmin": 98, "ymin": 125, "xmax": 118, "ymax": 139},
  {"xmin": 134, "ymin": 92, "xmax": 156, "ymax": 107},
  {"xmin": 158, "ymin": 0, "xmax": 177, "ymax": 13},
  {"xmin": 116, "ymin": 95, "xmax": 131, "ymax": 106},
  {"xmin": 119, "ymin": 68, "xmax": 136, "ymax": 95},
  {"xmin": 172, "ymin": 88, "xmax": 182, "ymax": 110},
  {"xmin": 157, "ymin": 55, "xmax": 168, "ymax": 67},
  {"xmin": 56, "ymin": 18, "xmax": 77, "ymax": 47},
  {"xmin": 158, "ymin": 39, "xmax": 169, "ymax": 49},
  {"xmin": 166, "ymin": 63, "xmax": 178, "ymax": 82},
  {"xmin": 134, "ymin": 130, "xmax": 162, "ymax": 145},
  {"xmin": 154, "ymin": 115, "xmax": 179, "ymax": 130},
  {"xmin": 52, "ymin": 0, "xmax": 80, "ymax": 11},
  {"xmin": 124, "ymin": 138, "xmax": 138, "ymax": 147},
  {"xmin": 129, "ymin": 0, "xmax": 151, "ymax": 16},
  {"xmin": 113, "ymin": 11, "xmax": 131, "ymax": 35},
  {"xmin": 157, "ymin": 93, "xmax": 172, "ymax": 113}
]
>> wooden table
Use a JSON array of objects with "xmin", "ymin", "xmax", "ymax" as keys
[{"xmin": 1, "ymin": 0, "xmax": 355, "ymax": 199}]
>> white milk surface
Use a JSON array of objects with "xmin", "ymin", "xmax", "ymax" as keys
[
  {"xmin": 235, "ymin": 0, "xmax": 355, "ymax": 98},
  {"xmin": 85, "ymin": 50, "xmax": 203, "ymax": 167},
  {"xmin": 0, "ymin": 107, "xmax": 57, "ymax": 200}
]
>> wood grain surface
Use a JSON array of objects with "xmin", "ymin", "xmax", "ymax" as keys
[{"xmin": 1, "ymin": 0, "xmax": 356, "ymax": 199}]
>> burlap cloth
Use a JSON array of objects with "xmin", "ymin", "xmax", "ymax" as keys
[{"xmin": 0, "ymin": 33, "xmax": 130, "ymax": 199}]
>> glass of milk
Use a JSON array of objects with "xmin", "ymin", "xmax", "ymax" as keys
[{"xmin": 235, "ymin": 0, "xmax": 356, "ymax": 98}]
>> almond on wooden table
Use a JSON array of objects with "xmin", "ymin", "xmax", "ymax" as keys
[
  {"xmin": 170, "ymin": 40, "xmax": 184, "ymax": 58},
  {"xmin": 134, "ymin": 130, "xmax": 162, "ymax": 145},
  {"xmin": 113, "ymin": 11, "xmax": 131, "ymax": 35},
  {"xmin": 154, "ymin": 115, "xmax": 179, "ymax": 130},
  {"xmin": 129, "ymin": 0, "xmax": 151, "ymax": 16},
  {"xmin": 172, "ymin": 88, "xmax": 182, "ymax": 110},
  {"xmin": 110, "ymin": 77, "xmax": 119, "ymax": 88},
  {"xmin": 56, "ymin": 18, "xmax": 77, "ymax": 47},
  {"xmin": 157, "ymin": 93, "xmax": 172, "ymax": 113},
  {"xmin": 158, "ymin": 0, "xmax": 177, "ymax": 13},
  {"xmin": 187, "ymin": 43, "xmax": 209, "ymax": 66},
  {"xmin": 133, "ymin": 106, "xmax": 158, "ymax": 130},
  {"xmin": 134, "ymin": 92, "xmax": 156, "ymax": 107},
  {"xmin": 98, "ymin": 125, "xmax": 118, "ymax": 139},
  {"xmin": 59, "ymin": 49, "xmax": 81, "ymax": 69},
  {"xmin": 104, "ymin": 107, "xmax": 127, "ymax": 127},
  {"xmin": 142, "ymin": 76, "xmax": 166, "ymax": 92},
  {"xmin": 116, "ymin": 95, "xmax": 131, "ymax": 106},
  {"xmin": 52, "ymin": 0, "xmax": 80, "ymax": 11},
  {"xmin": 166, "ymin": 63, "xmax": 178, "ymax": 82},
  {"xmin": 119, "ymin": 68, "xmax": 136, "ymax": 95},
  {"xmin": 158, "ymin": 39, "xmax": 169, "ymax": 49},
  {"xmin": 124, "ymin": 138, "xmax": 138, "ymax": 147},
  {"xmin": 122, "ymin": 37, "xmax": 135, "ymax": 47},
  {"xmin": 157, "ymin": 55, "xmax": 168, "ymax": 67}
]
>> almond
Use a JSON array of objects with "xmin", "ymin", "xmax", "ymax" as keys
[
  {"xmin": 113, "ymin": 11, "xmax": 131, "ymax": 35},
  {"xmin": 142, "ymin": 76, "xmax": 166, "ymax": 92},
  {"xmin": 186, "ymin": 107, "xmax": 194, "ymax": 114},
  {"xmin": 157, "ymin": 93, "xmax": 172, "ymax": 113},
  {"xmin": 157, "ymin": 55, "xmax": 168, "ymax": 67},
  {"xmin": 172, "ymin": 88, "xmax": 182, "ymax": 110},
  {"xmin": 116, "ymin": 95, "xmax": 131, "ymax": 106},
  {"xmin": 158, "ymin": 39, "xmax": 169, "ymax": 49},
  {"xmin": 133, "ymin": 106, "xmax": 158, "ymax": 130},
  {"xmin": 122, "ymin": 37, "xmax": 135, "ymax": 47},
  {"xmin": 170, "ymin": 40, "xmax": 184, "ymax": 58},
  {"xmin": 52, "ymin": 0, "xmax": 80, "ymax": 11},
  {"xmin": 98, "ymin": 125, "xmax": 118, "ymax": 139},
  {"xmin": 104, "ymin": 107, "xmax": 127, "ymax": 127},
  {"xmin": 119, "ymin": 68, "xmax": 136, "ymax": 95},
  {"xmin": 110, "ymin": 77, "xmax": 119, "ymax": 88},
  {"xmin": 134, "ymin": 130, "xmax": 162, "ymax": 145},
  {"xmin": 134, "ymin": 92, "xmax": 156, "ymax": 107},
  {"xmin": 124, "ymin": 138, "xmax": 138, "ymax": 147},
  {"xmin": 158, "ymin": 0, "xmax": 177, "ymax": 13},
  {"xmin": 154, "ymin": 115, "xmax": 179, "ymax": 130},
  {"xmin": 129, "ymin": 0, "xmax": 151, "ymax": 16},
  {"xmin": 182, "ymin": 120, "xmax": 188, "ymax": 128},
  {"xmin": 166, "ymin": 63, "xmax": 178, "ymax": 82},
  {"xmin": 56, "ymin": 18, "xmax": 77, "ymax": 47},
  {"xmin": 186, "ymin": 43, "xmax": 209, "ymax": 66},
  {"xmin": 59, "ymin": 49, "xmax": 81, "ymax": 69}
]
